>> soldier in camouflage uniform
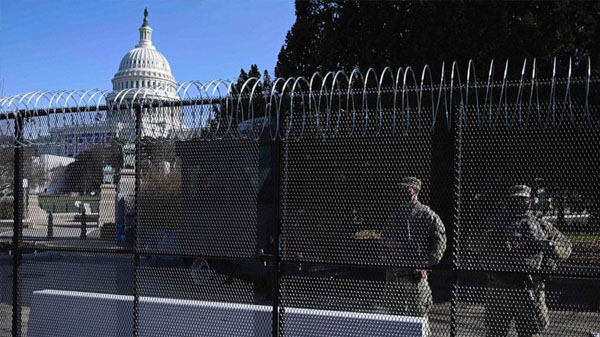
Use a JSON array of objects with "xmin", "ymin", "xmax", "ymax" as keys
[
  {"xmin": 380, "ymin": 177, "xmax": 447, "ymax": 317},
  {"xmin": 485, "ymin": 185, "xmax": 572, "ymax": 337}
]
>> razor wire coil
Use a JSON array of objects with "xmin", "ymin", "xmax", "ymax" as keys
[{"xmin": 0, "ymin": 57, "xmax": 598, "ymax": 147}]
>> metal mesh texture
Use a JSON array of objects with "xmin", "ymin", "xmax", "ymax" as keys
[
  {"xmin": 457, "ymin": 125, "xmax": 600, "ymax": 275},
  {"xmin": 0, "ymin": 119, "xmax": 14, "ymax": 337},
  {"xmin": 454, "ymin": 273, "xmax": 600, "ymax": 336},
  {"xmin": 281, "ymin": 131, "xmax": 433, "ymax": 266},
  {"xmin": 136, "ymin": 104, "xmax": 274, "ymax": 336},
  {"xmin": 1, "ymin": 77, "xmax": 599, "ymax": 337},
  {"xmin": 138, "ymin": 137, "xmax": 261, "ymax": 258},
  {"xmin": 277, "ymin": 103, "xmax": 447, "ymax": 336},
  {"xmin": 18, "ymin": 252, "xmax": 133, "ymax": 337},
  {"xmin": 453, "ymin": 96, "xmax": 600, "ymax": 337},
  {"xmin": 12, "ymin": 109, "xmax": 133, "ymax": 252},
  {"xmin": 280, "ymin": 266, "xmax": 451, "ymax": 337},
  {"xmin": 0, "ymin": 144, "xmax": 13, "ymax": 247},
  {"xmin": 137, "ymin": 255, "xmax": 272, "ymax": 337},
  {"xmin": 0, "ymin": 251, "xmax": 12, "ymax": 337}
]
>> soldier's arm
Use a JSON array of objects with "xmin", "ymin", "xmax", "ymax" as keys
[
  {"xmin": 428, "ymin": 211, "xmax": 447, "ymax": 265},
  {"xmin": 542, "ymin": 221, "xmax": 572, "ymax": 261}
]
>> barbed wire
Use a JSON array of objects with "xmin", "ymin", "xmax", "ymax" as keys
[{"xmin": 0, "ymin": 57, "xmax": 597, "ymax": 146}]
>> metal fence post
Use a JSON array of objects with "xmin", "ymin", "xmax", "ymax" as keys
[
  {"xmin": 80, "ymin": 204, "xmax": 87, "ymax": 239},
  {"xmin": 12, "ymin": 116, "xmax": 23, "ymax": 337},
  {"xmin": 271, "ymin": 136, "xmax": 282, "ymax": 337},
  {"xmin": 133, "ymin": 103, "xmax": 142, "ymax": 337},
  {"xmin": 450, "ymin": 103, "xmax": 464, "ymax": 337},
  {"xmin": 47, "ymin": 205, "xmax": 54, "ymax": 240}
]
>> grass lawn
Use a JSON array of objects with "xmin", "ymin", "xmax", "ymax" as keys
[
  {"xmin": 565, "ymin": 233, "xmax": 600, "ymax": 243},
  {"xmin": 38, "ymin": 195, "xmax": 100, "ymax": 213}
]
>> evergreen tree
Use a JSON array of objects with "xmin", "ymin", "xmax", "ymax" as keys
[
  {"xmin": 276, "ymin": 1, "xmax": 600, "ymax": 77},
  {"xmin": 233, "ymin": 65, "xmax": 273, "ymax": 120}
]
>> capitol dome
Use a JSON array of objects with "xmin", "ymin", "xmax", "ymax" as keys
[
  {"xmin": 44, "ymin": 9, "xmax": 184, "ymax": 158},
  {"xmin": 107, "ymin": 9, "xmax": 178, "ymax": 103}
]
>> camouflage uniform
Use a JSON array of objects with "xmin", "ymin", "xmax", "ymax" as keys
[
  {"xmin": 485, "ymin": 186, "xmax": 572, "ymax": 337},
  {"xmin": 380, "ymin": 200, "xmax": 447, "ymax": 317}
]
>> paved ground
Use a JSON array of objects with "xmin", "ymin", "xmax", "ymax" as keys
[
  {"xmin": 0, "ymin": 305, "xmax": 29, "ymax": 337},
  {"xmin": 1, "ymin": 302, "xmax": 597, "ymax": 337},
  {"xmin": 0, "ymin": 223, "xmax": 128, "ymax": 252},
  {"xmin": 449, "ymin": 303, "xmax": 600, "ymax": 336},
  {"xmin": 0, "ymin": 224, "xmax": 100, "ymax": 240},
  {"xmin": 0, "ymin": 253, "xmax": 598, "ymax": 336}
]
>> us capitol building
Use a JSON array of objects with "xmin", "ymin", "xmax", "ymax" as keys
[{"xmin": 46, "ymin": 9, "xmax": 182, "ymax": 157}]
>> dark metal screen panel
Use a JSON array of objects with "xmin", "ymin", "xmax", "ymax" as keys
[
  {"xmin": 281, "ymin": 131, "xmax": 433, "ymax": 266},
  {"xmin": 136, "ymin": 101, "xmax": 275, "ymax": 335},
  {"xmin": 0, "ymin": 251, "xmax": 12, "ymax": 337},
  {"xmin": 454, "ymin": 273, "xmax": 600, "ymax": 336},
  {"xmin": 137, "ymin": 255, "xmax": 272, "ymax": 337},
  {"xmin": 1, "ymin": 64, "xmax": 598, "ymax": 336},
  {"xmin": 138, "ymin": 137, "xmax": 261, "ymax": 258},
  {"xmin": 457, "ymin": 125, "xmax": 600, "ymax": 275},
  {"xmin": 280, "ymin": 266, "xmax": 451, "ymax": 336},
  {"xmin": 0, "ymin": 144, "xmax": 14, "ymax": 247},
  {"xmin": 14, "ymin": 113, "xmax": 131, "ymax": 253},
  {"xmin": 18, "ymin": 252, "xmax": 133, "ymax": 336}
]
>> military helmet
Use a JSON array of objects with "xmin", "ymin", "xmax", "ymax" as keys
[{"xmin": 399, "ymin": 176, "xmax": 422, "ymax": 190}]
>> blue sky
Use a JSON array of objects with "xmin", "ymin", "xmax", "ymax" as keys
[{"xmin": 0, "ymin": 0, "xmax": 296, "ymax": 96}]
